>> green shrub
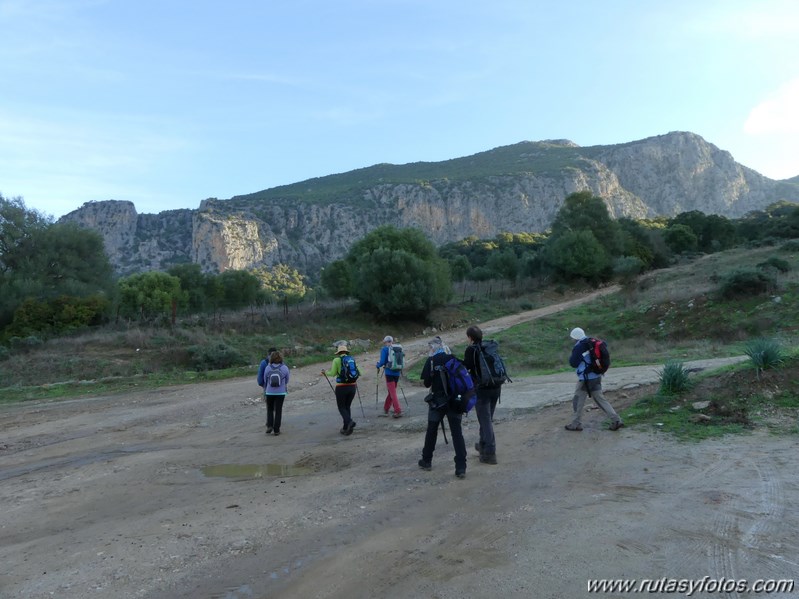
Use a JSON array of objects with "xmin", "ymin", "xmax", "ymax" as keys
[
  {"xmin": 658, "ymin": 360, "xmax": 692, "ymax": 395},
  {"xmin": 757, "ymin": 256, "xmax": 791, "ymax": 273},
  {"xmin": 717, "ymin": 269, "xmax": 777, "ymax": 299},
  {"xmin": 779, "ymin": 240, "xmax": 799, "ymax": 253},
  {"xmin": 187, "ymin": 343, "xmax": 246, "ymax": 371},
  {"xmin": 744, "ymin": 338, "xmax": 783, "ymax": 377}
]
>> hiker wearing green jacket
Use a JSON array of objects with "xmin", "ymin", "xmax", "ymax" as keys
[{"xmin": 321, "ymin": 344, "xmax": 361, "ymax": 435}]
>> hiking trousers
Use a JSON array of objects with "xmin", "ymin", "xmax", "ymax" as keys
[
  {"xmin": 422, "ymin": 405, "xmax": 467, "ymax": 474},
  {"xmin": 383, "ymin": 375, "xmax": 401, "ymax": 415},
  {"xmin": 570, "ymin": 378, "xmax": 621, "ymax": 427},
  {"xmin": 335, "ymin": 385, "xmax": 357, "ymax": 427},
  {"xmin": 265, "ymin": 394, "xmax": 286, "ymax": 432},
  {"xmin": 475, "ymin": 386, "xmax": 501, "ymax": 456}
]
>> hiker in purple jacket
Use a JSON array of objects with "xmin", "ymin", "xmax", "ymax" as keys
[{"xmin": 262, "ymin": 350, "xmax": 290, "ymax": 436}]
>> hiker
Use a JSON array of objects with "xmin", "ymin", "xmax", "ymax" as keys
[
  {"xmin": 419, "ymin": 337, "xmax": 467, "ymax": 479},
  {"xmin": 434, "ymin": 335, "xmax": 452, "ymax": 354},
  {"xmin": 256, "ymin": 346, "xmax": 278, "ymax": 391},
  {"xmin": 321, "ymin": 344, "xmax": 361, "ymax": 435},
  {"xmin": 262, "ymin": 350, "xmax": 290, "ymax": 436},
  {"xmin": 565, "ymin": 327, "xmax": 624, "ymax": 432},
  {"xmin": 376, "ymin": 335, "xmax": 402, "ymax": 418},
  {"xmin": 463, "ymin": 325, "xmax": 499, "ymax": 465}
]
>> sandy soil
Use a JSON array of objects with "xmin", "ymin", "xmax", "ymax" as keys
[{"xmin": 1, "ymin": 288, "xmax": 797, "ymax": 599}]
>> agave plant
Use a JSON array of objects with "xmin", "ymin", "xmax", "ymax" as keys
[
  {"xmin": 658, "ymin": 360, "xmax": 692, "ymax": 396},
  {"xmin": 744, "ymin": 338, "xmax": 784, "ymax": 379}
]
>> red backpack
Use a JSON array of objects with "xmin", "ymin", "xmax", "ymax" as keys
[{"xmin": 586, "ymin": 338, "xmax": 611, "ymax": 374}]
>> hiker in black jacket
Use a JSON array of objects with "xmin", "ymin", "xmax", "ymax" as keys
[
  {"xmin": 419, "ymin": 337, "xmax": 467, "ymax": 479},
  {"xmin": 463, "ymin": 325, "xmax": 499, "ymax": 464}
]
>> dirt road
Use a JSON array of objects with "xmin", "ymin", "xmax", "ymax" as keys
[{"xmin": 1, "ymin": 289, "xmax": 797, "ymax": 598}]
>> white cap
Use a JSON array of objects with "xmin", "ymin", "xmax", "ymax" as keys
[
  {"xmin": 383, "ymin": 335, "xmax": 393, "ymax": 343},
  {"xmin": 570, "ymin": 327, "xmax": 586, "ymax": 340}
]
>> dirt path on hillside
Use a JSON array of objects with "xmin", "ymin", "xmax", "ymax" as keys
[{"xmin": 1, "ymin": 288, "xmax": 797, "ymax": 599}]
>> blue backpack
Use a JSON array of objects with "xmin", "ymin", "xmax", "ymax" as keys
[
  {"xmin": 436, "ymin": 356, "xmax": 476, "ymax": 413},
  {"xmin": 339, "ymin": 354, "xmax": 359, "ymax": 383}
]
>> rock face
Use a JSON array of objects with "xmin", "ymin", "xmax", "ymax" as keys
[{"xmin": 60, "ymin": 132, "xmax": 798, "ymax": 278}]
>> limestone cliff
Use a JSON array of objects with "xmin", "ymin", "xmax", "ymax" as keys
[{"xmin": 60, "ymin": 132, "xmax": 799, "ymax": 278}]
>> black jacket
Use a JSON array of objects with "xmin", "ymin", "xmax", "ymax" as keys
[{"xmin": 421, "ymin": 351, "xmax": 451, "ymax": 401}]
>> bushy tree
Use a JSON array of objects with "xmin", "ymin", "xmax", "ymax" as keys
[
  {"xmin": 671, "ymin": 211, "xmax": 737, "ymax": 252},
  {"xmin": 168, "ymin": 263, "xmax": 209, "ymax": 312},
  {"xmin": 347, "ymin": 226, "xmax": 451, "ymax": 318},
  {"xmin": 218, "ymin": 269, "xmax": 264, "ymax": 310},
  {"xmin": 486, "ymin": 249, "xmax": 519, "ymax": 282},
  {"xmin": 1, "ymin": 196, "xmax": 114, "ymax": 332},
  {"xmin": 320, "ymin": 259, "xmax": 355, "ymax": 298},
  {"xmin": 447, "ymin": 255, "xmax": 471, "ymax": 282},
  {"xmin": 0, "ymin": 194, "xmax": 51, "ymax": 274},
  {"xmin": 118, "ymin": 272, "xmax": 183, "ymax": 322},
  {"xmin": 663, "ymin": 224, "xmax": 698, "ymax": 254},
  {"xmin": 545, "ymin": 229, "xmax": 612, "ymax": 284},
  {"xmin": 252, "ymin": 264, "xmax": 307, "ymax": 303},
  {"xmin": 549, "ymin": 191, "xmax": 624, "ymax": 257}
]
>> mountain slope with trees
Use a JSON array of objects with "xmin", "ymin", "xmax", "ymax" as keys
[{"xmin": 60, "ymin": 132, "xmax": 799, "ymax": 278}]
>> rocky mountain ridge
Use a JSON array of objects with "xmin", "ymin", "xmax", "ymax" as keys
[{"xmin": 60, "ymin": 131, "xmax": 799, "ymax": 278}]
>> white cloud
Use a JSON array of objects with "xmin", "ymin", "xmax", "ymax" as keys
[
  {"xmin": 688, "ymin": 1, "xmax": 799, "ymax": 40},
  {"xmin": 744, "ymin": 78, "xmax": 799, "ymax": 135}
]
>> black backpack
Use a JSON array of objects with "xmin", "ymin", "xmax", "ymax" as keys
[
  {"xmin": 339, "ymin": 354, "xmax": 359, "ymax": 383},
  {"xmin": 586, "ymin": 338, "xmax": 611, "ymax": 374},
  {"xmin": 475, "ymin": 340, "xmax": 511, "ymax": 388}
]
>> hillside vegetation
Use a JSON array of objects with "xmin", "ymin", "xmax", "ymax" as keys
[{"xmin": 2, "ymin": 242, "xmax": 798, "ymax": 406}]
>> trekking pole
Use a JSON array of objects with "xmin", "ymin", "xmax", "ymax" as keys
[
  {"xmin": 355, "ymin": 385, "xmax": 366, "ymax": 418},
  {"xmin": 440, "ymin": 418, "xmax": 449, "ymax": 445},
  {"xmin": 376, "ymin": 367, "xmax": 381, "ymax": 407},
  {"xmin": 398, "ymin": 379, "xmax": 409, "ymax": 411},
  {"xmin": 322, "ymin": 373, "xmax": 336, "ymax": 393}
]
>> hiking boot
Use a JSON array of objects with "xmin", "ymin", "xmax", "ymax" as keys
[
  {"xmin": 392, "ymin": 412, "xmax": 402, "ymax": 418},
  {"xmin": 266, "ymin": 426, "xmax": 273, "ymax": 434},
  {"xmin": 418, "ymin": 459, "xmax": 432, "ymax": 471},
  {"xmin": 564, "ymin": 423, "xmax": 583, "ymax": 431},
  {"xmin": 479, "ymin": 454, "xmax": 498, "ymax": 465},
  {"xmin": 340, "ymin": 426, "xmax": 347, "ymax": 435},
  {"xmin": 379, "ymin": 411, "xmax": 390, "ymax": 417},
  {"xmin": 345, "ymin": 421, "xmax": 356, "ymax": 435},
  {"xmin": 609, "ymin": 421, "xmax": 625, "ymax": 431},
  {"xmin": 455, "ymin": 470, "xmax": 465, "ymax": 479},
  {"xmin": 273, "ymin": 430, "xmax": 280, "ymax": 436}
]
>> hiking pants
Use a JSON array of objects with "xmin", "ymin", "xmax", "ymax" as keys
[
  {"xmin": 475, "ymin": 386, "xmax": 501, "ymax": 456},
  {"xmin": 570, "ymin": 378, "xmax": 621, "ymax": 427},
  {"xmin": 265, "ymin": 394, "xmax": 285, "ymax": 432},
  {"xmin": 383, "ymin": 375, "xmax": 401, "ymax": 414},
  {"xmin": 422, "ymin": 405, "xmax": 467, "ymax": 473},
  {"xmin": 335, "ymin": 385, "xmax": 357, "ymax": 428}
]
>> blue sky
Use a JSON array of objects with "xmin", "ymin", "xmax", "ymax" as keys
[{"xmin": 2, "ymin": 0, "xmax": 798, "ymax": 219}]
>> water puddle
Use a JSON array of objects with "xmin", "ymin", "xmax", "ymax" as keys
[{"xmin": 201, "ymin": 463, "xmax": 313, "ymax": 479}]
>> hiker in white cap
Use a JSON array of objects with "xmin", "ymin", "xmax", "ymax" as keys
[
  {"xmin": 565, "ymin": 327, "xmax": 623, "ymax": 432},
  {"xmin": 376, "ymin": 335, "xmax": 403, "ymax": 418}
]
